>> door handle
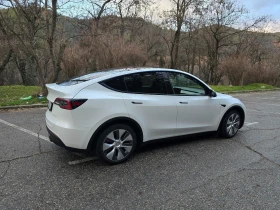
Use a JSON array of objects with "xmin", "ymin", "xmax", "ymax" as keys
[
  {"xmin": 179, "ymin": 102, "xmax": 188, "ymax": 104},
  {"xmin": 132, "ymin": 101, "xmax": 143, "ymax": 104}
]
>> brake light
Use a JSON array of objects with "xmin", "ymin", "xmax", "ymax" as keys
[{"xmin": 54, "ymin": 98, "xmax": 87, "ymax": 110}]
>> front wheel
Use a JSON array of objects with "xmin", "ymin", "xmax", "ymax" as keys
[
  {"xmin": 96, "ymin": 124, "xmax": 137, "ymax": 164},
  {"xmin": 220, "ymin": 110, "xmax": 241, "ymax": 138}
]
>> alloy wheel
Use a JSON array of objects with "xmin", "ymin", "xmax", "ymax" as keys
[
  {"xmin": 102, "ymin": 129, "xmax": 134, "ymax": 161},
  {"xmin": 226, "ymin": 113, "xmax": 240, "ymax": 136}
]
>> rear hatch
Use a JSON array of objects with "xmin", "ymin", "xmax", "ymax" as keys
[
  {"xmin": 46, "ymin": 81, "xmax": 94, "ymax": 122},
  {"xmin": 46, "ymin": 70, "xmax": 127, "ymax": 102},
  {"xmin": 46, "ymin": 83, "xmax": 84, "ymax": 102}
]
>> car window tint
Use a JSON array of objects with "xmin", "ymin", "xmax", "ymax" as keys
[
  {"xmin": 124, "ymin": 72, "xmax": 167, "ymax": 94},
  {"xmin": 168, "ymin": 72, "xmax": 206, "ymax": 96},
  {"xmin": 103, "ymin": 76, "xmax": 127, "ymax": 92}
]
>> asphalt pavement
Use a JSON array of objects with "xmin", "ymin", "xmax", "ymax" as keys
[{"xmin": 1, "ymin": 91, "xmax": 280, "ymax": 209}]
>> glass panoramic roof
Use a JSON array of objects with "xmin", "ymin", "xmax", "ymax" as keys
[{"xmin": 58, "ymin": 68, "xmax": 144, "ymax": 86}]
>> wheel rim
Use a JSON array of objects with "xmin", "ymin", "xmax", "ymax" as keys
[
  {"xmin": 103, "ymin": 129, "xmax": 134, "ymax": 161},
  {"xmin": 226, "ymin": 113, "xmax": 240, "ymax": 136}
]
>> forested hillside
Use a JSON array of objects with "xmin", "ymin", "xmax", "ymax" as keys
[{"xmin": 0, "ymin": 0, "xmax": 280, "ymax": 88}]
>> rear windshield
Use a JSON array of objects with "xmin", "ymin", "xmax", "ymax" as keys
[{"xmin": 58, "ymin": 69, "xmax": 129, "ymax": 86}]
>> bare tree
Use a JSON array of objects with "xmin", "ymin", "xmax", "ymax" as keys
[
  {"xmin": 0, "ymin": 0, "xmax": 75, "ymax": 88},
  {"xmin": 0, "ymin": 0, "xmax": 278, "ymax": 88},
  {"xmin": 0, "ymin": 20, "xmax": 13, "ymax": 75},
  {"xmin": 199, "ymin": 0, "xmax": 267, "ymax": 84},
  {"xmin": 44, "ymin": 0, "xmax": 68, "ymax": 82},
  {"xmin": 272, "ymin": 39, "xmax": 280, "ymax": 86},
  {"xmin": 0, "ymin": 49, "xmax": 13, "ymax": 74},
  {"xmin": 167, "ymin": 0, "xmax": 196, "ymax": 69}
]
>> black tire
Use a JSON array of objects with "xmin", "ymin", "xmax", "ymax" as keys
[
  {"xmin": 96, "ymin": 124, "xmax": 137, "ymax": 164},
  {"xmin": 220, "ymin": 110, "xmax": 241, "ymax": 138}
]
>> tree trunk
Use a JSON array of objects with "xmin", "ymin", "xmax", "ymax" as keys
[
  {"xmin": 51, "ymin": 42, "xmax": 67, "ymax": 83},
  {"xmin": 15, "ymin": 57, "xmax": 27, "ymax": 85},
  {"xmin": 170, "ymin": 29, "xmax": 181, "ymax": 69},
  {"xmin": 159, "ymin": 55, "xmax": 165, "ymax": 68},
  {"xmin": 198, "ymin": 50, "xmax": 201, "ymax": 78},
  {"xmin": 190, "ymin": 46, "xmax": 196, "ymax": 74},
  {"xmin": 0, "ymin": 49, "xmax": 13, "ymax": 74},
  {"xmin": 240, "ymin": 71, "xmax": 244, "ymax": 86},
  {"xmin": 273, "ymin": 74, "xmax": 280, "ymax": 86}
]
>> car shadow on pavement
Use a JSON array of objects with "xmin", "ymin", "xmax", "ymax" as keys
[{"xmin": 137, "ymin": 131, "xmax": 219, "ymax": 154}]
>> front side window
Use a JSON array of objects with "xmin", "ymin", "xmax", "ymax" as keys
[
  {"xmin": 168, "ymin": 72, "xmax": 206, "ymax": 96},
  {"xmin": 124, "ymin": 72, "xmax": 167, "ymax": 94}
]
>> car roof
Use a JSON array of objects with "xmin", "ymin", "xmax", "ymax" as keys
[
  {"xmin": 74, "ymin": 67, "xmax": 185, "ymax": 82},
  {"xmin": 57, "ymin": 67, "xmax": 212, "ymax": 90}
]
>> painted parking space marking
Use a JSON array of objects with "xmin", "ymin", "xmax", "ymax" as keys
[
  {"xmin": 0, "ymin": 119, "xmax": 49, "ymax": 141},
  {"xmin": 0, "ymin": 118, "xmax": 98, "ymax": 164},
  {"xmin": 68, "ymin": 157, "xmax": 98, "ymax": 165},
  {"xmin": 0, "ymin": 117, "xmax": 259, "ymax": 165},
  {"xmin": 244, "ymin": 122, "xmax": 259, "ymax": 126},
  {"xmin": 244, "ymin": 101, "xmax": 280, "ymax": 107},
  {"xmin": 247, "ymin": 109, "xmax": 280, "ymax": 115},
  {"xmin": 256, "ymin": 97, "xmax": 276, "ymax": 99}
]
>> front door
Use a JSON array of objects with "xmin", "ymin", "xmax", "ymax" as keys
[{"xmin": 166, "ymin": 72, "xmax": 221, "ymax": 136}]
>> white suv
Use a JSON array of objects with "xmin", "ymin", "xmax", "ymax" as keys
[{"xmin": 46, "ymin": 68, "xmax": 246, "ymax": 164}]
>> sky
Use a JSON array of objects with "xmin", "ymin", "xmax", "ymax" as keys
[
  {"xmin": 243, "ymin": 0, "xmax": 280, "ymax": 31},
  {"xmin": 157, "ymin": 0, "xmax": 280, "ymax": 32},
  {"xmin": 60, "ymin": 0, "xmax": 280, "ymax": 32}
]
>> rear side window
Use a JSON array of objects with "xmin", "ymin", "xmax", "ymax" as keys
[
  {"xmin": 102, "ymin": 76, "xmax": 127, "ymax": 92},
  {"xmin": 124, "ymin": 72, "xmax": 167, "ymax": 94}
]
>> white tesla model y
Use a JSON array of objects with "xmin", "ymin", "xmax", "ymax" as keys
[{"xmin": 46, "ymin": 68, "xmax": 246, "ymax": 164}]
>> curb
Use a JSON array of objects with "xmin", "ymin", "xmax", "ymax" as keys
[
  {"xmin": 222, "ymin": 88, "xmax": 280, "ymax": 94},
  {"xmin": 0, "ymin": 88, "xmax": 279, "ymax": 110},
  {"xmin": 0, "ymin": 104, "xmax": 47, "ymax": 110}
]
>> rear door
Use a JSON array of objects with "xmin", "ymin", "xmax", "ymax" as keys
[{"xmin": 122, "ymin": 71, "xmax": 177, "ymax": 142}]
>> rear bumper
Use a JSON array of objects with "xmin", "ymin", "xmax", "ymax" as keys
[
  {"xmin": 46, "ymin": 126, "xmax": 66, "ymax": 148},
  {"xmin": 46, "ymin": 126, "xmax": 88, "ymax": 153},
  {"xmin": 45, "ymin": 110, "xmax": 91, "ymax": 150}
]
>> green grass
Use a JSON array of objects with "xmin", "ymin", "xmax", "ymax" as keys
[
  {"xmin": 211, "ymin": 83, "xmax": 276, "ymax": 93},
  {"xmin": 0, "ymin": 85, "xmax": 48, "ymax": 107},
  {"xmin": 0, "ymin": 83, "xmax": 278, "ymax": 107}
]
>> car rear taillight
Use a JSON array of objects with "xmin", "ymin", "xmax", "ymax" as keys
[{"xmin": 54, "ymin": 98, "xmax": 87, "ymax": 110}]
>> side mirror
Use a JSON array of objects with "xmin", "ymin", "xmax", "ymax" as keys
[{"xmin": 209, "ymin": 89, "xmax": 217, "ymax": 97}]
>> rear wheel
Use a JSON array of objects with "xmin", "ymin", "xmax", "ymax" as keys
[
  {"xmin": 96, "ymin": 124, "xmax": 137, "ymax": 164},
  {"xmin": 220, "ymin": 110, "xmax": 241, "ymax": 138}
]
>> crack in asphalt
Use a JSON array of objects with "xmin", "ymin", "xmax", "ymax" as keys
[
  {"xmin": 152, "ymin": 117, "xmax": 280, "ymax": 194},
  {"xmin": 181, "ymin": 159, "xmax": 268, "ymax": 194},
  {"xmin": 37, "ymin": 125, "xmax": 42, "ymax": 154},
  {"xmin": 0, "ymin": 161, "xmax": 11, "ymax": 181},
  {"xmin": 249, "ymin": 135, "xmax": 279, "ymax": 147},
  {"xmin": 234, "ymin": 140, "xmax": 280, "ymax": 168},
  {"xmin": 0, "ymin": 149, "xmax": 62, "ymax": 164}
]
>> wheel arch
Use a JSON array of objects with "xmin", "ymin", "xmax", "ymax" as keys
[
  {"xmin": 218, "ymin": 105, "xmax": 245, "ymax": 131},
  {"xmin": 87, "ymin": 117, "xmax": 144, "ymax": 152}
]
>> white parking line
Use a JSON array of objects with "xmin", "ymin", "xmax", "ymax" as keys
[
  {"xmin": 256, "ymin": 97, "xmax": 276, "ymax": 99},
  {"xmin": 0, "ymin": 118, "xmax": 98, "ymax": 165},
  {"xmin": 68, "ymin": 157, "xmax": 98, "ymax": 165},
  {"xmin": 0, "ymin": 117, "xmax": 258, "ymax": 165},
  {"xmin": 0, "ymin": 119, "xmax": 49, "ymax": 141},
  {"xmin": 247, "ymin": 109, "xmax": 280, "ymax": 115},
  {"xmin": 244, "ymin": 101, "xmax": 280, "ymax": 107},
  {"xmin": 244, "ymin": 122, "xmax": 259, "ymax": 126}
]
